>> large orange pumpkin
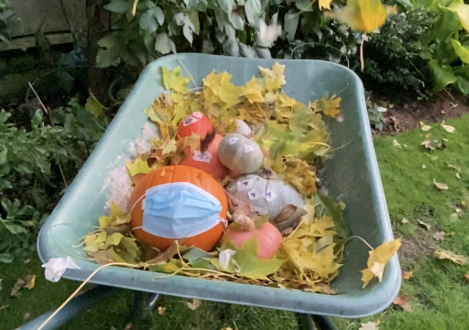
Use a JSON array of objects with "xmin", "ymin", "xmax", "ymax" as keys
[
  {"xmin": 129, "ymin": 165, "xmax": 228, "ymax": 252},
  {"xmin": 177, "ymin": 134, "xmax": 226, "ymax": 180},
  {"xmin": 177, "ymin": 111, "xmax": 213, "ymax": 139}
]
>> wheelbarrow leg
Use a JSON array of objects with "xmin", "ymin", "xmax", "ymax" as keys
[
  {"xmin": 17, "ymin": 285, "xmax": 117, "ymax": 330},
  {"xmin": 296, "ymin": 313, "xmax": 340, "ymax": 330},
  {"xmin": 126, "ymin": 291, "xmax": 162, "ymax": 328}
]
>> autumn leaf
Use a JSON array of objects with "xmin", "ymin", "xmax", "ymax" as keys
[
  {"xmin": 441, "ymin": 124, "xmax": 455, "ymax": 133},
  {"xmin": 361, "ymin": 238, "xmax": 401, "ymax": 288},
  {"xmin": 420, "ymin": 121, "xmax": 431, "ymax": 131},
  {"xmin": 359, "ymin": 321, "xmax": 380, "ymax": 330},
  {"xmin": 433, "ymin": 231, "xmax": 445, "ymax": 241},
  {"xmin": 278, "ymin": 94, "xmax": 302, "ymax": 109},
  {"xmin": 434, "ymin": 249, "xmax": 468, "ymax": 265},
  {"xmin": 242, "ymin": 78, "xmax": 264, "ymax": 104},
  {"xmin": 320, "ymin": 95, "xmax": 341, "ymax": 118},
  {"xmin": 434, "ymin": 178, "xmax": 449, "ymax": 190},
  {"xmin": 98, "ymin": 202, "xmax": 126, "ymax": 229},
  {"xmin": 392, "ymin": 139, "xmax": 402, "ymax": 149},
  {"xmin": 187, "ymin": 298, "xmax": 202, "ymax": 310},
  {"xmin": 402, "ymin": 270, "xmax": 413, "ymax": 280},
  {"xmin": 319, "ymin": 0, "xmax": 333, "ymax": 10},
  {"xmin": 23, "ymin": 275, "xmax": 36, "ymax": 290},
  {"xmin": 161, "ymin": 138, "xmax": 177, "ymax": 155},
  {"xmin": 259, "ymin": 63, "xmax": 286, "ymax": 86},
  {"xmin": 203, "ymin": 70, "xmax": 242, "ymax": 108},
  {"xmin": 126, "ymin": 157, "xmax": 155, "ymax": 177},
  {"xmin": 158, "ymin": 306, "xmax": 166, "ymax": 316},
  {"xmin": 417, "ymin": 220, "xmax": 431, "ymax": 230},
  {"xmin": 144, "ymin": 94, "xmax": 175, "ymax": 138},
  {"xmin": 11, "ymin": 278, "xmax": 24, "ymax": 297},
  {"xmin": 162, "ymin": 66, "xmax": 190, "ymax": 93},
  {"xmin": 393, "ymin": 295, "xmax": 412, "ymax": 312},
  {"xmin": 465, "ymin": 272, "xmax": 469, "ymax": 281},
  {"xmin": 327, "ymin": 0, "xmax": 388, "ymax": 33}
]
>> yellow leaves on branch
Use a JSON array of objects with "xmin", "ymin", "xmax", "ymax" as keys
[
  {"xmin": 326, "ymin": 0, "xmax": 388, "ymax": 33},
  {"xmin": 361, "ymin": 238, "xmax": 401, "ymax": 288}
]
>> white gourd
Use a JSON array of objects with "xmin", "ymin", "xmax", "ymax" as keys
[
  {"xmin": 218, "ymin": 133, "xmax": 263, "ymax": 174},
  {"xmin": 234, "ymin": 119, "xmax": 252, "ymax": 136},
  {"xmin": 226, "ymin": 174, "xmax": 305, "ymax": 231}
]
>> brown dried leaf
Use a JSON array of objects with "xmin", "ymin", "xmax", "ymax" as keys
[
  {"xmin": 434, "ymin": 179, "xmax": 449, "ymax": 190},
  {"xmin": 434, "ymin": 249, "xmax": 468, "ymax": 265},
  {"xmin": 441, "ymin": 124, "xmax": 455, "ymax": 133},
  {"xmin": 23, "ymin": 275, "xmax": 36, "ymax": 290},
  {"xmin": 187, "ymin": 298, "xmax": 201, "ymax": 310},
  {"xmin": 402, "ymin": 270, "xmax": 413, "ymax": 280},
  {"xmin": 393, "ymin": 295, "xmax": 412, "ymax": 312},
  {"xmin": 433, "ymin": 231, "xmax": 446, "ymax": 241},
  {"xmin": 421, "ymin": 140, "xmax": 434, "ymax": 150},
  {"xmin": 401, "ymin": 218, "xmax": 409, "ymax": 224},
  {"xmin": 24, "ymin": 312, "xmax": 30, "ymax": 320},
  {"xmin": 88, "ymin": 250, "xmax": 115, "ymax": 265},
  {"xmin": 359, "ymin": 321, "xmax": 380, "ymax": 330},
  {"xmin": 103, "ymin": 224, "xmax": 131, "ymax": 235},
  {"xmin": 0, "ymin": 305, "xmax": 8, "ymax": 311},
  {"xmin": 158, "ymin": 306, "xmax": 166, "ymax": 316},
  {"xmin": 417, "ymin": 220, "xmax": 431, "ymax": 230},
  {"xmin": 272, "ymin": 204, "xmax": 297, "ymax": 225},
  {"xmin": 145, "ymin": 239, "xmax": 184, "ymax": 265},
  {"xmin": 11, "ymin": 278, "xmax": 24, "ymax": 297}
]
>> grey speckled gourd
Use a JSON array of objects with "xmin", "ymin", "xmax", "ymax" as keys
[
  {"xmin": 218, "ymin": 133, "xmax": 263, "ymax": 174},
  {"xmin": 227, "ymin": 174, "xmax": 305, "ymax": 231}
]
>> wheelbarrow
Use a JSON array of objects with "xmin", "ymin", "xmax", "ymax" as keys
[{"xmin": 22, "ymin": 54, "xmax": 401, "ymax": 330}]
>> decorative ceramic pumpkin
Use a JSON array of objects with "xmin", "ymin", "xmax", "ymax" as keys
[
  {"xmin": 176, "ymin": 134, "xmax": 226, "ymax": 180},
  {"xmin": 226, "ymin": 174, "xmax": 304, "ymax": 231},
  {"xmin": 177, "ymin": 111, "xmax": 213, "ymax": 139},
  {"xmin": 223, "ymin": 221, "xmax": 282, "ymax": 259},
  {"xmin": 129, "ymin": 165, "xmax": 228, "ymax": 252},
  {"xmin": 218, "ymin": 133, "xmax": 263, "ymax": 175}
]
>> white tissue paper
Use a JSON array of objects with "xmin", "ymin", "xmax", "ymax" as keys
[
  {"xmin": 42, "ymin": 256, "xmax": 80, "ymax": 282},
  {"xmin": 219, "ymin": 249, "xmax": 237, "ymax": 271}
]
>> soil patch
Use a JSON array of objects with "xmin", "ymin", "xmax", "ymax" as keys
[{"xmin": 375, "ymin": 94, "xmax": 469, "ymax": 134}]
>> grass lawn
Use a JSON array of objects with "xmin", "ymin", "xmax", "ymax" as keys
[{"xmin": 1, "ymin": 115, "xmax": 468, "ymax": 330}]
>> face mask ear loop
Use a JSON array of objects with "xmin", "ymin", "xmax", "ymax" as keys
[{"xmin": 129, "ymin": 194, "xmax": 147, "ymax": 232}]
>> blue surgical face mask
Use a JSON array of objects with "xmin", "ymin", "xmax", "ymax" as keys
[{"xmin": 140, "ymin": 182, "xmax": 223, "ymax": 239}]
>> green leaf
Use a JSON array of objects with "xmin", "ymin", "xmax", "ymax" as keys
[
  {"xmin": 443, "ymin": 3, "xmax": 469, "ymax": 32},
  {"xmin": 451, "ymin": 39, "xmax": 469, "ymax": 63},
  {"xmin": 314, "ymin": 194, "xmax": 349, "ymax": 240},
  {"xmin": 183, "ymin": 247, "xmax": 214, "ymax": 264},
  {"xmin": 428, "ymin": 59, "xmax": 457, "ymax": 92},
  {"xmin": 284, "ymin": 12, "xmax": 299, "ymax": 42},
  {"xmin": 456, "ymin": 76, "xmax": 469, "ymax": 94},
  {"xmin": 228, "ymin": 12, "xmax": 244, "ymax": 30},
  {"xmin": 296, "ymin": 0, "xmax": 313, "ymax": 11},
  {"xmin": 245, "ymin": 0, "xmax": 261, "ymax": 26},
  {"xmin": 149, "ymin": 259, "xmax": 183, "ymax": 273},
  {"xmin": 96, "ymin": 35, "xmax": 122, "ymax": 68},
  {"xmin": 162, "ymin": 66, "xmax": 190, "ymax": 93},
  {"xmin": 254, "ymin": 215, "xmax": 269, "ymax": 229},
  {"xmin": 155, "ymin": 33, "xmax": 176, "ymax": 54},
  {"xmin": 0, "ymin": 148, "xmax": 7, "ymax": 165},
  {"xmin": 85, "ymin": 90, "xmax": 105, "ymax": 118},
  {"xmin": 433, "ymin": 12, "xmax": 460, "ymax": 41},
  {"xmin": 104, "ymin": 0, "xmax": 129, "ymax": 13},
  {"xmin": 218, "ymin": 0, "xmax": 234, "ymax": 13},
  {"xmin": 4, "ymin": 223, "xmax": 28, "ymax": 235},
  {"xmin": 140, "ymin": 7, "xmax": 165, "ymax": 33},
  {"xmin": 0, "ymin": 253, "xmax": 14, "ymax": 263},
  {"xmin": 187, "ymin": 10, "xmax": 200, "ymax": 34}
]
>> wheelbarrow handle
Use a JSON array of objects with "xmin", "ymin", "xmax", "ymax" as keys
[{"xmin": 296, "ymin": 313, "xmax": 340, "ymax": 330}]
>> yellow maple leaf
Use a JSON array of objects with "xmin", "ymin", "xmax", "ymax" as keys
[
  {"xmin": 301, "ymin": 201, "xmax": 316, "ymax": 224},
  {"xmin": 126, "ymin": 157, "xmax": 155, "ymax": 177},
  {"xmin": 361, "ymin": 238, "xmax": 401, "ymax": 288},
  {"xmin": 310, "ymin": 216, "xmax": 335, "ymax": 237},
  {"xmin": 319, "ymin": 0, "xmax": 333, "ymax": 10},
  {"xmin": 84, "ymin": 231, "xmax": 107, "ymax": 252},
  {"xmin": 321, "ymin": 95, "xmax": 341, "ymax": 118},
  {"xmin": 283, "ymin": 159, "xmax": 317, "ymax": 195},
  {"xmin": 162, "ymin": 66, "xmax": 190, "ymax": 93},
  {"xmin": 282, "ymin": 239, "xmax": 317, "ymax": 272},
  {"xmin": 161, "ymin": 138, "xmax": 177, "ymax": 155},
  {"xmin": 259, "ymin": 63, "xmax": 286, "ymax": 86},
  {"xmin": 327, "ymin": 0, "xmax": 388, "ymax": 33},
  {"xmin": 434, "ymin": 249, "xmax": 469, "ymax": 265},
  {"xmin": 278, "ymin": 94, "xmax": 302, "ymax": 109},
  {"xmin": 265, "ymin": 78, "xmax": 282, "ymax": 92},
  {"xmin": 183, "ymin": 133, "xmax": 201, "ymax": 153},
  {"xmin": 242, "ymin": 78, "xmax": 264, "ymax": 104},
  {"xmin": 312, "ymin": 244, "xmax": 342, "ymax": 278},
  {"xmin": 98, "ymin": 202, "xmax": 126, "ymax": 228},
  {"xmin": 203, "ymin": 70, "xmax": 242, "ymax": 108},
  {"xmin": 144, "ymin": 94, "xmax": 174, "ymax": 138}
]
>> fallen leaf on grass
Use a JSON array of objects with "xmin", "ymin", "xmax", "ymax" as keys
[
  {"xmin": 124, "ymin": 323, "xmax": 132, "ymax": 330},
  {"xmin": 441, "ymin": 124, "xmax": 455, "ymax": 133},
  {"xmin": 393, "ymin": 295, "xmax": 412, "ymax": 312},
  {"xmin": 359, "ymin": 321, "xmax": 380, "ymax": 330},
  {"xmin": 434, "ymin": 179, "xmax": 448, "ymax": 190},
  {"xmin": 392, "ymin": 139, "xmax": 402, "ymax": 149},
  {"xmin": 450, "ymin": 213, "xmax": 459, "ymax": 222},
  {"xmin": 23, "ymin": 275, "xmax": 36, "ymax": 290},
  {"xmin": 24, "ymin": 312, "xmax": 30, "ymax": 320},
  {"xmin": 456, "ymin": 172, "xmax": 461, "ymax": 179},
  {"xmin": 465, "ymin": 273, "xmax": 469, "ymax": 281},
  {"xmin": 361, "ymin": 239, "xmax": 401, "ymax": 288},
  {"xmin": 0, "ymin": 305, "xmax": 8, "ymax": 311},
  {"xmin": 0, "ymin": 279, "xmax": 2, "ymax": 291},
  {"xmin": 422, "ymin": 164, "xmax": 426, "ymax": 169},
  {"xmin": 11, "ymin": 278, "xmax": 24, "ymax": 297},
  {"xmin": 158, "ymin": 306, "xmax": 166, "ymax": 316},
  {"xmin": 187, "ymin": 298, "xmax": 201, "ymax": 310},
  {"xmin": 417, "ymin": 220, "xmax": 431, "ymax": 230},
  {"xmin": 402, "ymin": 270, "xmax": 413, "ymax": 280},
  {"xmin": 421, "ymin": 140, "xmax": 434, "ymax": 150},
  {"xmin": 220, "ymin": 328, "xmax": 234, "ymax": 330},
  {"xmin": 24, "ymin": 259, "xmax": 30, "ymax": 264},
  {"xmin": 446, "ymin": 164, "xmax": 461, "ymax": 172},
  {"xmin": 434, "ymin": 249, "xmax": 468, "ymax": 265},
  {"xmin": 420, "ymin": 121, "xmax": 431, "ymax": 131},
  {"xmin": 401, "ymin": 218, "xmax": 409, "ymax": 224},
  {"xmin": 433, "ymin": 231, "xmax": 446, "ymax": 241}
]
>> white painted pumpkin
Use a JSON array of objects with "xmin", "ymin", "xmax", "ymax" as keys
[
  {"xmin": 226, "ymin": 174, "xmax": 305, "ymax": 231},
  {"xmin": 218, "ymin": 133, "xmax": 263, "ymax": 174},
  {"xmin": 233, "ymin": 119, "xmax": 252, "ymax": 136}
]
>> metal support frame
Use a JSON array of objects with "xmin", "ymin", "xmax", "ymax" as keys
[{"xmin": 19, "ymin": 286, "xmax": 339, "ymax": 330}]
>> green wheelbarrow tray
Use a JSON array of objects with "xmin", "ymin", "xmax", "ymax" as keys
[{"xmin": 37, "ymin": 54, "xmax": 401, "ymax": 318}]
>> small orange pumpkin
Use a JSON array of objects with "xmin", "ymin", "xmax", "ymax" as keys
[
  {"xmin": 177, "ymin": 112, "xmax": 213, "ymax": 139},
  {"xmin": 129, "ymin": 165, "xmax": 228, "ymax": 252},
  {"xmin": 177, "ymin": 134, "xmax": 226, "ymax": 180}
]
